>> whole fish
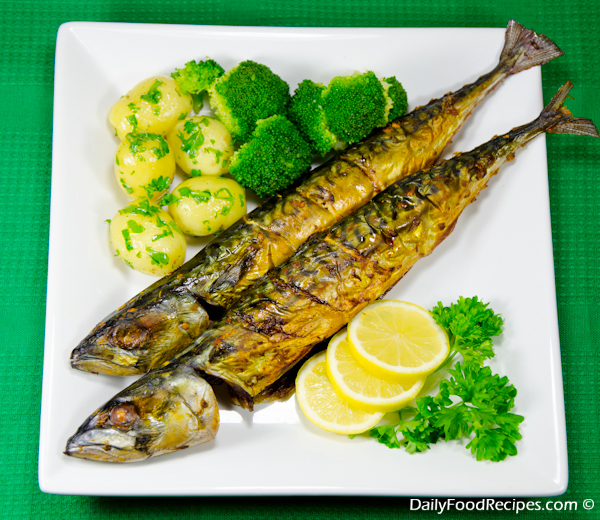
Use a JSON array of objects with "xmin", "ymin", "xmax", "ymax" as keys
[
  {"xmin": 65, "ymin": 82, "xmax": 599, "ymax": 462},
  {"xmin": 70, "ymin": 21, "xmax": 564, "ymax": 377}
]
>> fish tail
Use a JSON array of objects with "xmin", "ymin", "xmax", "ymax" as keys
[
  {"xmin": 416, "ymin": 21, "xmax": 564, "ymax": 161},
  {"xmin": 522, "ymin": 81, "xmax": 600, "ymax": 138},
  {"xmin": 470, "ymin": 82, "xmax": 599, "ymax": 166},
  {"xmin": 500, "ymin": 20, "xmax": 564, "ymax": 75},
  {"xmin": 540, "ymin": 81, "xmax": 600, "ymax": 137}
]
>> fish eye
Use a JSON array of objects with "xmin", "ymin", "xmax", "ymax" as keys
[
  {"xmin": 111, "ymin": 322, "xmax": 149, "ymax": 350},
  {"xmin": 109, "ymin": 404, "xmax": 138, "ymax": 428}
]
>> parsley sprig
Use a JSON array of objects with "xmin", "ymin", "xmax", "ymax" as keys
[
  {"xmin": 367, "ymin": 297, "xmax": 524, "ymax": 462},
  {"xmin": 431, "ymin": 296, "xmax": 504, "ymax": 368}
]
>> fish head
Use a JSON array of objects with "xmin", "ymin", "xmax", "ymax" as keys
[
  {"xmin": 70, "ymin": 315, "xmax": 162, "ymax": 376},
  {"xmin": 65, "ymin": 364, "xmax": 219, "ymax": 462},
  {"xmin": 70, "ymin": 292, "xmax": 209, "ymax": 376}
]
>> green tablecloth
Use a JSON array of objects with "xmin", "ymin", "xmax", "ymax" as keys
[{"xmin": 1, "ymin": 0, "xmax": 598, "ymax": 517}]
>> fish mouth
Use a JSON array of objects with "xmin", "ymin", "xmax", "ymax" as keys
[
  {"xmin": 70, "ymin": 344, "xmax": 143, "ymax": 376},
  {"xmin": 64, "ymin": 428, "xmax": 147, "ymax": 463}
]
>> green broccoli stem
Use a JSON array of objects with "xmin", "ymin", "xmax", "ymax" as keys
[{"xmin": 191, "ymin": 93, "xmax": 203, "ymax": 113}]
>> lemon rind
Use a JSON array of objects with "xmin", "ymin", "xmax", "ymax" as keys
[
  {"xmin": 326, "ymin": 330, "xmax": 426, "ymax": 412},
  {"xmin": 295, "ymin": 351, "xmax": 384, "ymax": 435}
]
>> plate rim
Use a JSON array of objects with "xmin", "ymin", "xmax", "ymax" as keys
[{"xmin": 39, "ymin": 20, "xmax": 568, "ymax": 497}]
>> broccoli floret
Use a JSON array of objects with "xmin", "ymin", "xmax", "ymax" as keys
[
  {"xmin": 322, "ymin": 71, "xmax": 388, "ymax": 144},
  {"xmin": 229, "ymin": 115, "xmax": 312, "ymax": 198},
  {"xmin": 382, "ymin": 76, "xmax": 408, "ymax": 121},
  {"xmin": 288, "ymin": 79, "xmax": 346, "ymax": 156},
  {"xmin": 172, "ymin": 59, "xmax": 224, "ymax": 94},
  {"xmin": 208, "ymin": 60, "xmax": 291, "ymax": 142},
  {"xmin": 172, "ymin": 59, "xmax": 224, "ymax": 112},
  {"xmin": 290, "ymin": 72, "xmax": 409, "ymax": 153}
]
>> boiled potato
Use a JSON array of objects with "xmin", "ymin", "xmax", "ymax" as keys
[
  {"xmin": 115, "ymin": 134, "xmax": 175, "ymax": 201},
  {"xmin": 166, "ymin": 116, "xmax": 234, "ymax": 176},
  {"xmin": 109, "ymin": 199, "xmax": 187, "ymax": 276},
  {"xmin": 167, "ymin": 177, "xmax": 246, "ymax": 236},
  {"xmin": 109, "ymin": 76, "xmax": 193, "ymax": 140}
]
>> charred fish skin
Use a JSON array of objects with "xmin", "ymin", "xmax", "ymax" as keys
[
  {"xmin": 65, "ymin": 364, "xmax": 219, "ymax": 462},
  {"xmin": 66, "ymin": 83, "xmax": 598, "ymax": 461},
  {"xmin": 185, "ymin": 82, "xmax": 598, "ymax": 401},
  {"xmin": 71, "ymin": 20, "xmax": 564, "ymax": 376}
]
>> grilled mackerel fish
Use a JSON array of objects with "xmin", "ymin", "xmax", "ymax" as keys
[
  {"xmin": 71, "ymin": 20, "xmax": 564, "ymax": 376},
  {"xmin": 65, "ymin": 82, "xmax": 599, "ymax": 461}
]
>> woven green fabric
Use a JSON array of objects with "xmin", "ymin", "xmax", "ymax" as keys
[{"xmin": 1, "ymin": 0, "xmax": 598, "ymax": 517}]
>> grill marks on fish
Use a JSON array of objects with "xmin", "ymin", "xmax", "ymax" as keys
[
  {"xmin": 298, "ymin": 160, "xmax": 376, "ymax": 216},
  {"xmin": 189, "ymin": 144, "xmax": 504, "ymax": 397},
  {"xmin": 194, "ymin": 104, "xmax": 579, "ymax": 398},
  {"xmin": 279, "ymin": 237, "xmax": 389, "ymax": 312},
  {"xmin": 188, "ymin": 280, "xmax": 343, "ymax": 393}
]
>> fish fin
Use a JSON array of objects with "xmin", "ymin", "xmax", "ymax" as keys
[
  {"xmin": 543, "ymin": 80, "xmax": 574, "ymax": 111},
  {"xmin": 547, "ymin": 118, "xmax": 600, "ymax": 137},
  {"xmin": 501, "ymin": 20, "xmax": 564, "ymax": 75},
  {"xmin": 228, "ymin": 385, "xmax": 255, "ymax": 411},
  {"xmin": 541, "ymin": 81, "xmax": 600, "ymax": 137}
]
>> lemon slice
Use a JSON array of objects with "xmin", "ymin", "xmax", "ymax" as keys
[
  {"xmin": 326, "ymin": 329, "xmax": 426, "ymax": 412},
  {"xmin": 347, "ymin": 300, "xmax": 449, "ymax": 380},
  {"xmin": 296, "ymin": 351, "xmax": 384, "ymax": 434}
]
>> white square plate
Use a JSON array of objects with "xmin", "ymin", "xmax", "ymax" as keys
[{"xmin": 40, "ymin": 22, "xmax": 567, "ymax": 496}]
